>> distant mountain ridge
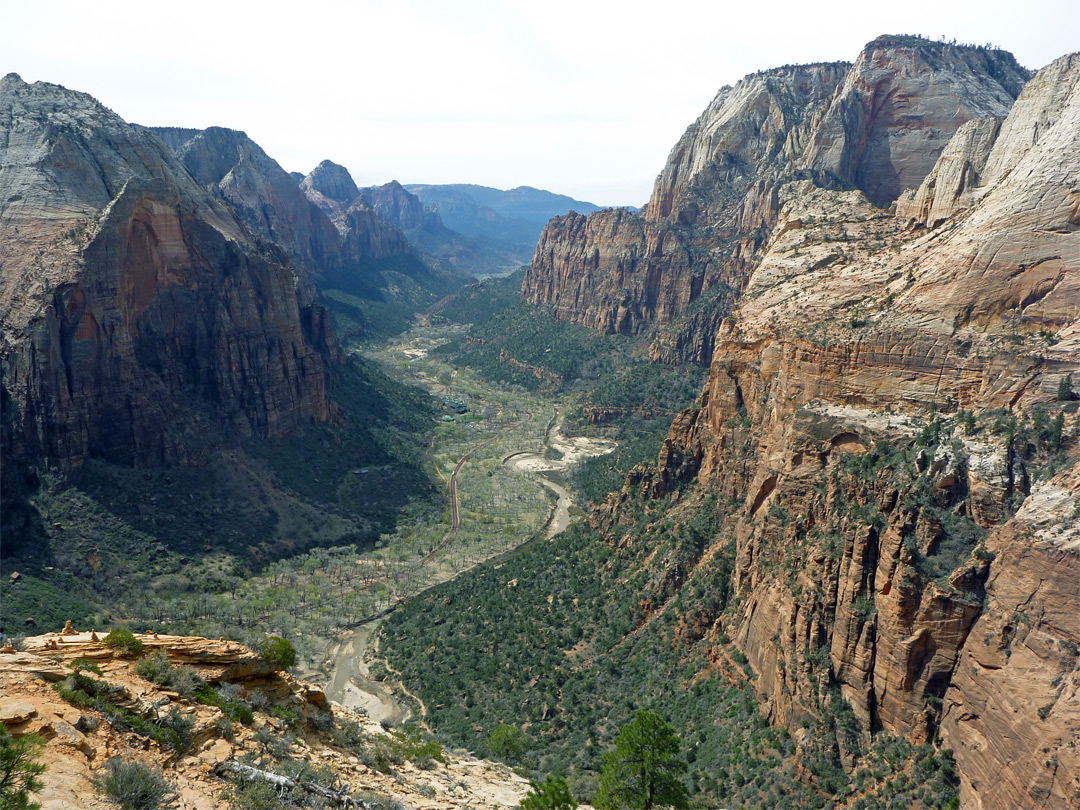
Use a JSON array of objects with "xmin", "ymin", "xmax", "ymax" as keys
[
  {"xmin": 297, "ymin": 160, "xmax": 521, "ymax": 276},
  {"xmin": 404, "ymin": 183, "xmax": 602, "ymax": 253}
]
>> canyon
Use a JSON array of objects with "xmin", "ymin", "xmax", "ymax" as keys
[
  {"xmin": 527, "ymin": 39, "xmax": 1078, "ymax": 810},
  {"xmin": 1, "ymin": 32, "xmax": 1077, "ymax": 810}
]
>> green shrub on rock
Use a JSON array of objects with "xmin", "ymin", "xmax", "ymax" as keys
[
  {"xmin": 102, "ymin": 629, "xmax": 144, "ymax": 656},
  {"xmin": 520, "ymin": 776, "xmax": 578, "ymax": 810},
  {"xmin": 258, "ymin": 637, "xmax": 295, "ymax": 671},
  {"xmin": 99, "ymin": 758, "xmax": 172, "ymax": 810}
]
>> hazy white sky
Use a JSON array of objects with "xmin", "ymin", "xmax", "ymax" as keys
[{"xmin": 4, "ymin": 1, "xmax": 1076, "ymax": 206}]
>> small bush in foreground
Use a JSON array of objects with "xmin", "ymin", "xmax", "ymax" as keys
[
  {"xmin": 224, "ymin": 780, "xmax": 285, "ymax": 810},
  {"xmin": 134, "ymin": 650, "xmax": 204, "ymax": 698},
  {"xmin": 520, "ymin": 775, "xmax": 578, "ymax": 810},
  {"xmin": 99, "ymin": 758, "xmax": 172, "ymax": 810}
]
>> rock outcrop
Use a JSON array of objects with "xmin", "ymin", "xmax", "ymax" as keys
[
  {"xmin": 163, "ymin": 127, "xmax": 347, "ymax": 284},
  {"xmin": 1, "ymin": 631, "xmax": 528, "ymax": 810},
  {"xmin": 0, "ymin": 75, "xmax": 336, "ymax": 472},
  {"xmin": 940, "ymin": 466, "xmax": 1080, "ymax": 810},
  {"xmin": 594, "ymin": 49, "xmax": 1078, "ymax": 809},
  {"xmin": 799, "ymin": 36, "xmax": 1027, "ymax": 206},
  {"xmin": 159, "ymin": 130, "xmax": 416, "ymax": 284},
  {"xmin": 523, "ymin": 38, "xmax": 1031, "ymax": 366},
  {"xmin": 301, "ymin": 164, "xmax": 512, "ymax": 278},
  {"xmin": 300, "ymin": 158, "xmax": 360, "ymax": 214}
]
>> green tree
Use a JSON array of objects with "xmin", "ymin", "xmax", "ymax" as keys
[
  {"xmin": 1049, "ymin": 412, "xmax": 1065, "ymax": 451},
  {"xmin": 0, "ymin": 725, "xmax": 46, "ymax": 810},
  {"xmin": 520, "ymin": 776, "xmax": 577, "ymax": 810},
  {"xmin": 258, "ymin": 637, "xmax": 295, "ymax": 670},
  {"xmin": 594, "ymin": 710, "xmax": 689, "ymax": 810},
  {"xmin": 958, "ymin": 410, "xmax": 976, "ymax": 435},
  {"xmin": 1058, "ymin": 374, "xmax": 1074, "ymax": 402},
  {"xmin": 487, "ymin": 724, "xmax": 528, "ymax": 764}
]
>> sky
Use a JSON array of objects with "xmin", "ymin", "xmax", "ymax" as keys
[{"xmin": 3, "ymin": 1, "xmax": 1076, "ymax": 207}]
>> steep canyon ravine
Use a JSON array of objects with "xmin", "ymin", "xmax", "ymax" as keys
[{"xmin": 320, "ymin": 406, "xmax": 615, "ymax": 724}]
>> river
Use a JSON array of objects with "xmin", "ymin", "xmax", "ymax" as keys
[{"xmin": 320, "ymin": 405, "xmax": 615, "ymax": 722}]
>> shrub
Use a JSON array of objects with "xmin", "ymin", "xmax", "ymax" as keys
[
  {"xmin": 354, "ymin": 792, "xmax": 404, "ymax": 810},
  {"xmin": 224, "ymin": 780, "xmax": 285, "ymax": 810},
  {"xmin": 99, "ymin": 758, "xmax": 172, "ymax": 810},
  {"xmin": 133, "ymin": 650, "xmax": 171, "ymax": 684},
  {"xmin": 216, "ymin": 717, "xmax": 235, "ymax": 740},
  {"xmin": 194, "ymin": 684, "xmax": 254, "ymax": 725},
  {"xmin": 134, "ymin": 650, "xmax": 204, "ymax": 698},
  {"xmin": 258, "ymin": 637, "xmax": 295, "ymax": 671},
  {"xmin": 161, "ymin": 708, "xmax": 195, "ymax": 752},
  {"xmin": 486, "ymin": 724, "xmax": 528, "ymax": 764},
  {"xmin": 103, "ymin": 629, "xmax": 144, "ymax": 656},
  {"xmin": 331, "ymin": 718, "xmax": 367, "ymax": 750},
  {"xmin": 361, "ymin": 738, "xmax": 403, "ymax": 773},
  {"xmin": 69, "ymin": 658, "xmax": 103, "ymax": 676},
  {"xmin": 268, "ymin": 705, "xmax": 300, "ymax": 727},
  {"xmin": 394, "ymin": 730, "xmax": 444, "ymax": 768},
  {"xmin": 520, "ymin": 775, "xmax": 578, "ymax": 810}
]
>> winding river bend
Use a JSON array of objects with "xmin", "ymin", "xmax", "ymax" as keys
[{"xmin": 321, "ymin": 406, "xmax": 615, "ymax": 722}]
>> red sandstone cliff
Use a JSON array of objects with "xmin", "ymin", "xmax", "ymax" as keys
[
  {"xmin": 600, "ymin": 50, "xmax": 1078, "ymax": 809},
  {"xmin": 0, "ymin": 75, "xmax": 336, "ymax": 472},
  {"xmin": 523, "ymin": 38, "xmax": 1030, "ymax": 366}
]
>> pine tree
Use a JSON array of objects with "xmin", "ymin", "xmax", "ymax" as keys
[
  {"xmin": 0, "ymin": 725, "xmax": 45, "ymax": 810},
  {"xmin": 1058, "ymin": 374, "xmax": 1074, "ymax": 402},
  {"xmin": 595, "ymin": 710, "xmax": 689, "ymax": 810}
]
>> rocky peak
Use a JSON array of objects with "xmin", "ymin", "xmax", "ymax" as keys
[
  {"xmin": 523, "ymin": 37, "xmax": 1037, "ymax": 365},
  {"xmin": 159, "ymin": 127, "xmax": 416, "ymax": 283},
  {"xmin": 644, "ymin": 61, "xmax": 849, "ymax": 223},
  {"xmin": 0, "ymin": 80, "xmax": 335, "ymax": 471},
  {"xmin": 362, "ymin": 180, "xmax": 443, "ymax": 233},
  {"xmin": 301, "ymin": 158, "xmax": 360, "ymax": 205},
  {"xmin": 801, "ymin": 36, "xmax": 1029, "ymax": 206},
  {"xmin": 624, "ymin": 50, "xmax": 1078, "ymax": 809},
  {"xmin": 143, "ymin": 125, "xmax": 202, "ymax": 153}
]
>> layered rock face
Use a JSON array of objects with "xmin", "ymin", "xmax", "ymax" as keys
[
  {"xmin": 610, "ymin": 51, "xmax": 1078, "ymax": 809},
  {"xmin": 940, "ymin": 466, "xmax": 1080, "ymax": 810},
  {"xmin": 300, "ymin": 158, "xmax": 360, "ymax": 213},
  {"xmin": 523, "ymin": 38, "xmax": 1030, "ymax": 365},
  {"xmin": 0, "ymin": 74, "xmax": 335, "ymax": 471},
  {"xmin": 799, "ymin": 36, "xmax": 1026, "ymax": 205},
  {"xmin": 160, "ymin": 129, "xmax": 414, "ymax": 282},
  {"xmin": 0, "ymin": 630, "xmax": 529, "ymax": 809}
]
